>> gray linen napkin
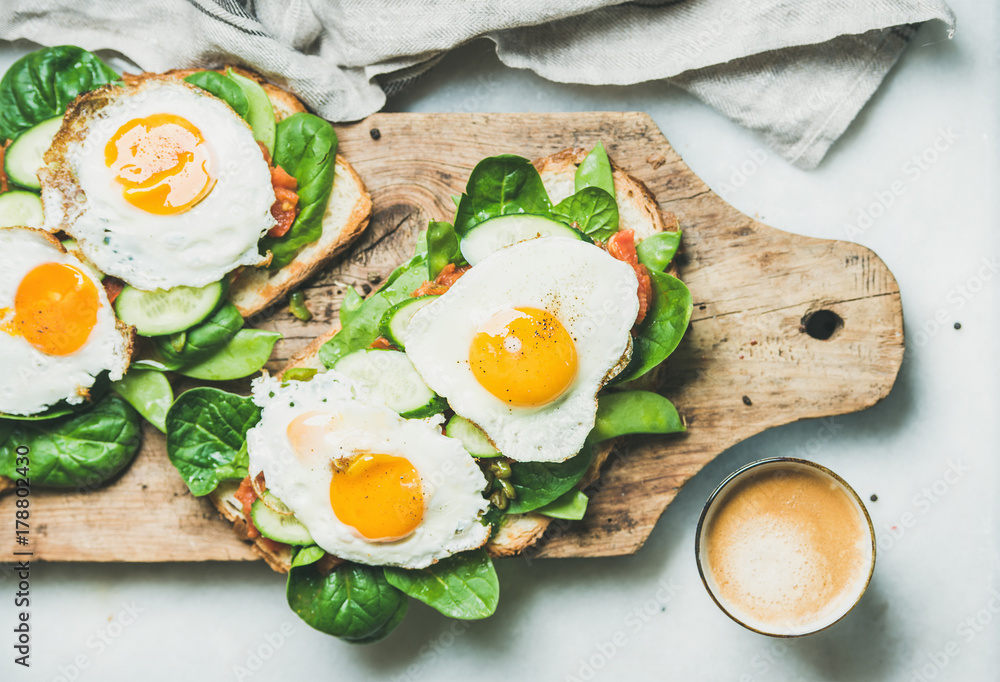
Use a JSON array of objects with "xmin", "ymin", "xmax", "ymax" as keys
[{"xmin": 0, "ymin": 0, "xmax": 955, "ymax": 168}]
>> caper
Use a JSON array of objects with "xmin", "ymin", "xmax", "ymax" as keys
[
  {"xmin": 489, "ymin": 460, "xmax": 512, "ymax": 479},
  {"xmin": 489, "ymin": 490, "xmax": 508, "ymax": 510},
  {"xmin": 499, "ymin": 478, "xmax": 516, "ymax": 500}
]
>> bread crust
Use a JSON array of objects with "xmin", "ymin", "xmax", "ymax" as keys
[
  {"xmin": 119, "ymin": 67, "xmax": 372, "ymax": 318},
  {"xmin": 216, "ymin": 146, "xmax": 678, "ymax": 572}
]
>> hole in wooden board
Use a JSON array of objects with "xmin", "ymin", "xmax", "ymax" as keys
[{"xmin": 802, "ymin": 310, "xmax": 843, "ymax": 340}]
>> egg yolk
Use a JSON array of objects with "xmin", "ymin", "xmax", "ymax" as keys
[
  {"xmin": 104, "ymin": 113, "xmax": 214, "ymax": 215},
  {"xmin": 329, "ymin": 454, "xmax": 424, "ymax": 542},
  {"xmin": 0, "ymin": 262, "xmax": 100, "ymax": 356},
  {"xmin": 469, "ymin": 307, "xmax": 578, "ymax": 407}
]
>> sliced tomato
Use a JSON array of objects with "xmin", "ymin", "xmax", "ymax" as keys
[
  {"xmin": 234, "ymin": 473, "xmax": 266, "ymax": 540},
  {"xmin": 103, "ymin": 277, "xmax": 125, "ymax": 305},
  {"xmin": 369, "ymin": 336, "xmax": 393, "ymax": 349},
  {"xmin": 411, "ymin": 263, "xmax": 470, "ymax": 297},
  {"xmin": 607, "ymin": 229, "xmax": 652, "ymax": 325}
]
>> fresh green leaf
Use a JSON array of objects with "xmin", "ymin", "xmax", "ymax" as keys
[
  {"xmin": 261, "ymin": 113, "xmax": 338, "ymax": 270},
  {"xmin": 318, "ymin": 255, "xmax": 428, "ymax": 368},
  {"xmin": 291, "ymin": 545, "xmax": 326, "ymax": 568},
  {"xmin": 414, "ymin": 229, "xmax": 429, "ymax": 255},
  {"xmin": 182, "ymin": 71, "xmax": 250, "ymax": 120},
  {"xmin": 552, "ymin": 186, "xmax": 619, "ymax": 241},
  {"xmin": 175, "ymin": 329, "xmax": 281, "ymax": 381},
  {"xmin": 575, "ymin": 142, "xmax": 615, "ymax": 196},
  {"xmin": 110, "ymin": 369, "xmax": 173, "ymax": 433},
  {"xmin": 384, "ymin": 549, "xmax": 499, "ymax": 620},
  {"xmin": 0, "ymin": 394, "xmax": 141, "ymax": 489},
  {"xmin": 225, "ymin": 68, "xmax": 276, "ymax": 155},
  {"xmin": 537, "ymin": 489, "xmax": 589, "ymax": 520},
  {"xmin": 165, "ymin": 388, "xmax": 261, "ymax": 496},
  {"xmin": 636, "ymin": 231, "xmax": 682, "ymax": 272},
  {"xmin": 426, "ymin": 220, "xmax": 461, "ymax": 279},
  {"xmin": 453, "ymin": 155, "xmax": 552, "ymax": 235},
  {"xmin": 154, "ymin": 302, "xmax": 244, "ymax": 369},
  {"xmin": 506, "ymin": 444, "xmax": 594, "ymax": 514},
  {"xmin": 0, "ymin": 45, "xmax": 119, "ymax": 141},
  {"xmin": 287, "ymin": 562, "xmax": 407, "ymax": 642},
  {"xmin": 614, "ymin": 270, "xmax": 692, "ymax": 384},
  {"xmin": 590, "ymin": 390, "xmax": 685, "ymax": 443},
  {"xmin": 339, "ymin": 286, "xmax": 365, "ymax": 327}
]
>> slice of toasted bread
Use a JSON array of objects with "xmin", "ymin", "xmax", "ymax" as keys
[
  {"xmin": 210, "ymin": 147, "xmax": 677, "ymax": 572},
  {"xmin": 122, "ymin": 67, "xmax": 372, "ymax": 319}
]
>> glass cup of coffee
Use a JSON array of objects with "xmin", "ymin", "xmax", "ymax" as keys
[{"xmin": 695, "ymin": 457, "xmax": 876, "ymax": 637}]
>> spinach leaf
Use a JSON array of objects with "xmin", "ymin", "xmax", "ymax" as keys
[
  {"xmin": 506, "ymin": 444, "xmax": 594, "ymax": 514},
  {"xmin": 291, "ymin": 545, "xmax": 326, "ymax": 569},
  {"xmin": 287, "ymin": 562, "xmax": 407, "ymax": 642},
  {"xmin": 165, "ymin": 388, "xmax": 260, "ymax": 496},
  {"xmin": 383, "ymin": 548, "xmax": 499, "ymax": 620},
  {"xmin": 614, "ymin": 270, "xmax": 692, "ymax": 384},
  {"xmin": 339, "ymin": 286, "xmax": 365, "ymax": 328},
  {"xmin": 590, "ymin": 390, "xmax": 684, "ymax": 442},
  {"xmin": 537, "ymin": 489, "xmax": 589, "ymax": 520},
  {"xmin": 110, "ymin": 368, "xmax": 173, "ymax": 433},
  {"xmin": 453, "ymin": 155, "xmax": 552, "ymax": 235},
  {"xmin": 507, "ymin": 390, "xmax": 685, "ymax": 513},
  {"xmin": 0, "ymin": 45, "xmax": 119, "ymax": 141},
  {"xmin": 182, "ymin": 71, "xmax": 249, "ymax": 120},
  {"xmin": 0, "ymin": 394, "xmax": 140, "ymax": 489},
  {"xmin": 426, "ymin": 220, "xmax": 461, "ymax": 279},
  {"xmin": 636, "ymin": 231, "xmax": 682, "ymax": 272},
  {"xmin": 575, "ymin": 142, "xmax": 615, "ymax": 196},
  {"xmin": 318, "ymin": 255, "xmax": 428, "ymax": 368},
  {"xmin": 175, "ymin": 329, "xmax": 281, "ymax": 381},
  {"xmin": 261, "ymin": 113, "xmax": 338, "ymax": 270},
  {"xmin": 552, "ymin": 186, "xmax": 619, "ymax": 242},
  {"xmin": 154, "ymin": 302, "xmax": 244, "ymax": 369}
]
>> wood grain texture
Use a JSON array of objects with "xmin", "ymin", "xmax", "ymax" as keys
[{"xmin": 0, "ymin": 112, "xmax": 903, "ymax": 562}]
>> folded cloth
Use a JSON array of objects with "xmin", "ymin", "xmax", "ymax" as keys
[{"xmin": 0, "ymin": 0, "xmax": 955, "ymax": 168}]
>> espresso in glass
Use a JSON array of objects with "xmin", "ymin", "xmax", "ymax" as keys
[{"xmin": 696, "ymin": 458, "xmax": 875, "ymax": 636}]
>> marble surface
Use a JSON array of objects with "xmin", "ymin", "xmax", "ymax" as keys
[{"xmin": 1, "ymin": 1, "xmax": 997, "ymax": 679}]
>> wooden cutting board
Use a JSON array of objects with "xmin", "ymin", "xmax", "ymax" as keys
[{"xmin": 0, "ymin": 112, "xmax": 903, "ymax": 563}]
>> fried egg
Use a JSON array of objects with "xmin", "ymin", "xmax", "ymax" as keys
[
  {"xmin": 40, "ymin": 78, "xmax": 275, "ymax": 290},
  {"xmin": 405, "ymin": 237, "xmax": 639, "ymax": 463},
  {"xmin": 0, "ymin": 227, "xmax": 131, "ymax": 415},
  {"xmin": 246, "ymin": 373, "xmax": 490, "ymax": 569}
]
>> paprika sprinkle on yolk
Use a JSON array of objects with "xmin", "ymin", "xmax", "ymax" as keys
[
  {"xmin": 469, "ymin": 307, "xmax": 578, "ymax": 407},
  {"xmin": 104, "ymin": 113, "xmax": 214, "ymax": 215},
  {"xmin": 329, "ymin": 454, "xmax": 425, "ymax": 542},
  {"xmin": 0, "ymin": 262, "xmax": 100, "ymax": 356}
]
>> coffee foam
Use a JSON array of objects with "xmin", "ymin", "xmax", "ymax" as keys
[{"xmin": 701, "ymin": 463, "xmax": 873, "ymax": 635}]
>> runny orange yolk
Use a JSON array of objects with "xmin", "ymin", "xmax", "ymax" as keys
[
  {"xmin": 329, "ymin": 454, "xmax": 424, "ymax": 542},
  {"xmin": 286, "ymin": 411, "xmax": 424, "ymax": 542},
  {"xmin": 104, "ymin": 113, "xmax": 214, "ymax": 215},
  {"xmin": 0, "ymin": 262, "xmax": 100, "ymax": 356},
  {"xmin": 468, "ymin": 307, "xmax": 578, "ymax": 407}
]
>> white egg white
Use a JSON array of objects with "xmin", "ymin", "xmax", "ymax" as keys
[
  {"xmin": 0, "ymin": 227, "xmax": 130, "ymax": 415},
  {"xmin": 405, "ymin": 237, "xmax": 639, "ymax": 463},
  {"xmin": 246, "ymin": 373, "xmax": 491, "ymax": 569},
  {"xmin": 40, "ymin": 78, "xmax": 275, "ymax": 290}
]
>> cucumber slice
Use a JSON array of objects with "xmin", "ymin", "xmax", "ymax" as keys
[
  {"xmin": 445, "ymin": 415, "xmax": 500, "ymax": 458},
  {"xmin": 0, "ymin": 190, "xmax": 43, "ymax": 228},
  {"xmin": 251, "ymin": 493, "xmax": 314, "ymax": 545},
  {"xmin": 460, "ymin": 214, "xmax": 585, "ymax": 265},
  {"xmin": 378, "ymin": 295, "xmax": 438, "ymax": 349},
  {"xmin": 4, "ymin": 116, "xmax": 62, "ymax": 190},
  {"xmin": 114, "ymin": 280, "xmax": 225, "ymax": 336},
  {"xmin": 226, "ymin": 68, "xmax": 276, "ymax": 156},
  {"xmin": 333, "ymin": 349, "xmax": 446, "ymax": 419}
]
